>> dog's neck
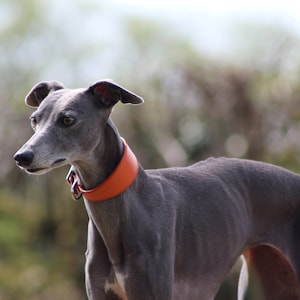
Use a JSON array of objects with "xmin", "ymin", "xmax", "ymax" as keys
[{"xmin": 72, "ymin": 118, "xmax": 123, "ymax": 191}]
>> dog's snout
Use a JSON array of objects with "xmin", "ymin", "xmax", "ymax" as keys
[{"xmin": 14, "ymin": 150, "xmax": 34, "ymax": 167}]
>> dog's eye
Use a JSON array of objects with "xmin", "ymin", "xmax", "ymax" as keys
[
  {"xmin": 63, "ymin": 116, "xmax": 75, "ymax": 127},
  {"xmin": 30, "ymin": 117, "xmax": 37, "ymax": 129}
]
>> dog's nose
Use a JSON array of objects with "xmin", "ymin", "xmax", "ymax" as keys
[{"xmin": 14, "ymin": 151, "xmax": 34, "ymax": 167}]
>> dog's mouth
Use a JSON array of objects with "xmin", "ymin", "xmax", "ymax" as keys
[
  {"xmin": 26, "ymin": 168, "xmax": 46, "ymax": 174},
  {"xmin": 52, "ymin": 158, "xmax": 67, "ymax": 166},
  {"xmin": 25, "ymin": 159, "xmax": 67, "ymax": 174}
]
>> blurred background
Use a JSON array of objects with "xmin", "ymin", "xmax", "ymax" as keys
[{"xmin": 1, "ymin": 0, "xmax": 300, "ymax": 299}]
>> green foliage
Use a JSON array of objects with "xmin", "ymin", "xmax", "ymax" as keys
[{"xmin": 0, "ymin": 187, "xmax": 86, "ymax": 300}]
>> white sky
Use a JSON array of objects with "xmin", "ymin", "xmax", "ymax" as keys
[
  {"xmin": 4, "ymin": 0, "xmax": 298, "ymax": 82},
  {"xmin": 108, "ymin": 0, "xmax": 300, "ymax": 56},
  {"xmin": 111, "ymin": 0, "xmax": 300, "ymax": 22}
]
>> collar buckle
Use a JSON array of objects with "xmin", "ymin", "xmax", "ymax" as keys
[
  {"xmin": 66, "ymin": 167, "xmax": 82, "ymax": 200},
  {"xmin": 65, "ymin": 138, "xmax": 138, "ymax": 202}
]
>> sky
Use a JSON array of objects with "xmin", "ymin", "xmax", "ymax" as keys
[
  {"xmin": 108, "ymin": 0, "xmax": 300, "ymax": 56},
  {"xmin": 111, "ymin": 0, "xmax": 300, "ymax": 25},
  {"xmin": 30, "ymin": 0, "xmax": 298, "ymax": 83},
  {"xmin": 3, "ymin": 0, "xmax": 299, "ymax": 85}
]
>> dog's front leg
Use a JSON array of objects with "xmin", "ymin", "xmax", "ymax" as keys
[
  {"xmin": 85, "ymin": 219, "xmax": 114, "ymax": 300},
  {"xmin": 126, "ymin": 259, "xmax": 174, "ymax": 300},
  {"xmin": 85, "ymin": 220, "xmax": 173, "ymax": 300}
]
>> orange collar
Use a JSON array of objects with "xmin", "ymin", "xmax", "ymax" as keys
[{"xmin": 66, "ymin": 138, "xmax": 139, "ymax": 202}]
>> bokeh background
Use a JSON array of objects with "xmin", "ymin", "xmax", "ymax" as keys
[{"xmin": 1, "ymin": 0, "xmax": 300, "ymax": 299}]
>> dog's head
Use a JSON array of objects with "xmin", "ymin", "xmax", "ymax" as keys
[{"xmin": 14, "ymin": 80, "xmax": 143, "ymax": 175}]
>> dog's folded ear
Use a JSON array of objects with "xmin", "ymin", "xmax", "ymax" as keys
[
  {"xmin": 25, "ymin": 81, "xmax": 64, "ymax": 107},
  {"xmin": 88, "ymin": 80, "xmax": 144, "ymax": 108}
]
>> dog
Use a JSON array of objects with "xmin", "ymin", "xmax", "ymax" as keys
[{"xmin": 14, "ymin": 80, "xmax": 300, "ymax": 299}]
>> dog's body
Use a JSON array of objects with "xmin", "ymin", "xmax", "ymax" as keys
[{"xmin": 14, "ymin": 80, "xmax": 300, "ymax": 299}]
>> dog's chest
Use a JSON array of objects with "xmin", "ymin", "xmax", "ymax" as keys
[{"xmin": 104, "ymin": 272, "xmax": 127, "ymax": 299}]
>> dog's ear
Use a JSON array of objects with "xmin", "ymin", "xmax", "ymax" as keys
[
  {"xmin": 88, "ymin": 80, "xmax": 144, "ymax": 108},
  {"xmin": 25, "ymin": 81, "xmax": 64, "ymax": 107}
]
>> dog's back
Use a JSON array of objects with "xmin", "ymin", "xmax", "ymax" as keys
[{"xmin": 144, "ymin": 157, "xmax": 300, "ymax": 298}]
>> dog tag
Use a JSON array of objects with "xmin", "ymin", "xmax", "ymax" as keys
[{"xmin": 66, "ymin": 167, "xmax": 83, "ymax": 200}]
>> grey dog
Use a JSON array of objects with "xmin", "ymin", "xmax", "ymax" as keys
[{"xmin": 14, "ymin": 80, "xmax": 300, "ymax": 299}]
